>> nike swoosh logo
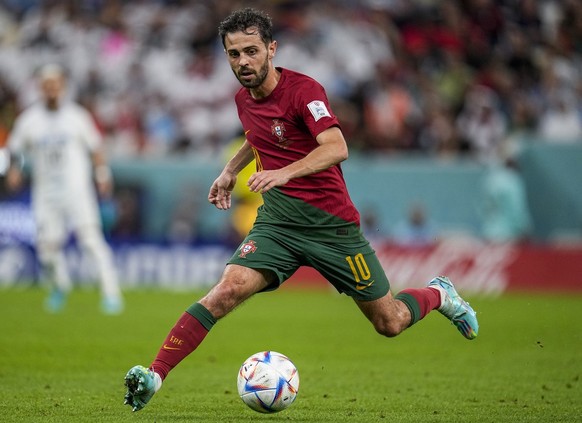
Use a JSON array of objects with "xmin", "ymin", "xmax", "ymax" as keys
[
  {"xmin": 163, "ymin": 344, "xmax": 181, "ymax": 351},
  {"xmin": 356, "ymin": 280, "xmax": 375, "ymax": 291}
]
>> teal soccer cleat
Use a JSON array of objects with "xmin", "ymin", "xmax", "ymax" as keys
[
  {"xmin": 428, "ymin": 276, "xmax": 479, "ymax": 340},
  {"xmin": 101, "ymin": 296, "xmax": 124, "ymax": 315},
  {"xmin": 124, "ymin": 365, "xmax": 162, "ymax": 412},
  {"xmin": 44, "ymin": 289, "xmax": 67, "ymax": 313}
]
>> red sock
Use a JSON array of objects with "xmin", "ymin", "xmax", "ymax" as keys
[
  {"xmin": 150, "ymin": 312, "xmax": 210, "ymax": 380},
  {"xmin": 395, "ymin": 287, "xmax": 441, "ymax": 325}
]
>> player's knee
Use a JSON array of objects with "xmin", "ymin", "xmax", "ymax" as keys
[
  {"xmin": 77, "ymin": 227, "xmax": 105, "ymax": 252},
  {"xmin": 37, "ymin": 242, "xmax": 60, "ymax": 264},
  {"xmin": 372, "ymin": 319, "xmax": 404, "ymax": 338}
]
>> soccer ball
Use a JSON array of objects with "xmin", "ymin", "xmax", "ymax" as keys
[{"xmin": 237, "ymin": 350, "xmax": 300, "ymax": 413}]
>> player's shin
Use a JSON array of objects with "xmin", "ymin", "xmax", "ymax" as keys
[{"xmin": 150, "ymin": 303, "xmax": 216, "ymax": 379}]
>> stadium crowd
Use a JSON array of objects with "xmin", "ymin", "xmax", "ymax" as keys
[{"xmin": 0, "ymin": 0, "xmax": 581, "ymax": 164}]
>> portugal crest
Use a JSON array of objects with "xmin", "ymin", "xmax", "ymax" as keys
[
  {"xmin": 238, "ymin": 240, "xmax": 257, "ymax": 258},
  {"xmin": 271, "ymin": 119, "xmax": 291, "ymax": 148}
]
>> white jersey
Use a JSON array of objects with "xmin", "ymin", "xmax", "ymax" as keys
[{"xmin": 7, "ymin": 101, "xmax": 102, "ymax": 228}]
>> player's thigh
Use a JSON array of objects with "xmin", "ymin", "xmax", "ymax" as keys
[
  {"xmin": 306, "ymin": 238, "xmax": 390, "ymax": 301},
  {"xmin": 34, "ymin": 200, "xmax": 67, "ymax": 247},
  {"xmin": 67, "ymin": 194, "xmax": 101, "ymax": 229},
  {"xmin": 227, "ymin": 230, "xmax": 302, "ymax": 292},
  {"xmin": 75, "ymin": 224, "xmax": 108, "ymax": 251}
]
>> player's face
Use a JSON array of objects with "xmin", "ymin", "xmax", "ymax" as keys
[
  {"xmin": 224, "ymin": 28, "xmax": 275, "ymax": 89},
  {"xmin": 40, "ymin": 75, "xmax": 65, "ymax": 104}
]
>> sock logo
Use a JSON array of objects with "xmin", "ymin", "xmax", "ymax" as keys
[{"xmin": 163, "ymin": 335, "xmax": 184, "ymax": 351}]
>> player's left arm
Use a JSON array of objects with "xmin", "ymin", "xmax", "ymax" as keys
[
  {"xmin": 78, "ymin": 106, "xmax": 113, "ymax": 198},
  {"xmin": 247, "ymin": 126, "xmax": 348, "ymax": 193},
  {"xmin": 91, "ymin": 148, "xmax": 113, "ymax": 198},
  {"xmin": 209, "ymin": 139, "xmax": 256, "ymax": 210},
  {"xmin": 3, "ymin": 114, "xmax": 27, "ymax": 192}
]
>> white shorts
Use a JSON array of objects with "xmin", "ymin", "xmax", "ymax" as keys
[{"xmin": 33, "ymin": 191, "xmax": 101, "ymax": 244}]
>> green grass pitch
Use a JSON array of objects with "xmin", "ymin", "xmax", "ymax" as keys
[{"xmin": 1, "ymin": 285, "xmax": 580, "ymax": 422}]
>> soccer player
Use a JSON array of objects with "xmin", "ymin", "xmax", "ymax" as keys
[
  {"xmin": 123, "ymin": 8, "xmax": 478, "ymax": 412},
  {"xmin": 5, "ymin": 64, "xmax": 124, "ymax": 315}
]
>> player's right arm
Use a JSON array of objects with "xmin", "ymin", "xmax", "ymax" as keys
[
  {"xmin": 247, "ymin": 126, "xmax": 348, "ymax": 194},
  {"xmin": 4, "ymin": 113, "xmax": 28, "ymax": 192},
  {"xmin": 77, "ymin": 105, "xmax": 114, "ymax": 199},
  {"xmin": 5, "ymin": 160, "xmax": 23, "ymax": 192},
  {"xmin": 208, "ymin": 139, "xmax": 255, "ymax": 210}
]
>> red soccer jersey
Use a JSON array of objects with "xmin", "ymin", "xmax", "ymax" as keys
[{"xmin": 235, "ymin": 67, "xmax": 360, "ymax": 226}]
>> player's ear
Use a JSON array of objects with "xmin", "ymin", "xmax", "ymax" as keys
[{"xmin": 268, "ymin": 40, "xmax": 277, "ymax": 59}]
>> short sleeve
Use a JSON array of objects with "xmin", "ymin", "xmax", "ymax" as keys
[
  {"xmin": 6, "ymin": 113, "xmax": 29, "ymax": 154},
  {"xmin": 296, "ymin": 79, "xmax": 340, "ymax": 138}
]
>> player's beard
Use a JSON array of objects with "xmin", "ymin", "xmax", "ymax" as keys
[
  {"xmin": 45, "ymin": 98, "xmax": 60, "ymax": 110},
  {"xmin": 236, "ymin": 57, "xmax": 269, "ymax": 89}
]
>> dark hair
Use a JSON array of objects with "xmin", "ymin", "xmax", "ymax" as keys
[{"xmin": 218, "ymin": 8, "xmax": 273, "ymax": 48}]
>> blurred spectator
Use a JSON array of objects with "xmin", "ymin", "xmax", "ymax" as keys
[
  {"xmin": 481, "ymin": 158, "xmax": 532, "ymax": 243},
  {"xmin": 418, "ymin": 100, "xmax": 462, "ymax": 157},
  {"xmin": 142, "ymin": 92, "xmax": 180, "ymax": 156},
  {"xmin": 432, "ymin": 50, "xmax": 474, "ymax": 114},
  {"xmin": 391, "ymin": 203, "xmax": 438, "ymax": 247},
  {"xmin": 110, "ymin": 185, "xmax": 143, "ymax": 242},
  {"xmin": 456, "ymin": 85, "xmax": 507, "ymax": 163},
  {"xmin": 362, "ymin": 68, "xmax": 421, "ymax": 151},
  {"xmin": 0, "ymin": 0, "xmax": 580, "ymax": 159},
  {"xmin": 166, "ymin": 183, "xmax": 202, "ymax": 245},
  {"xmin": 538, "ymin": 93, "xmax": 582, "ymax": 143},
  {"xmin": 360, "ymin": 205, "xmax": 386, "ymax": 247}
]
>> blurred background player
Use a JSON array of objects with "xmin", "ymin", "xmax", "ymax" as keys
[{"xmin": 4, "ymin": 64, "xmax": 124, "ymax": 314}]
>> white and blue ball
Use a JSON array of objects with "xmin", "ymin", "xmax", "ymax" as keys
[{"xmin": 237, "ymin": 351, "xmax": 299, "ymax": 413}]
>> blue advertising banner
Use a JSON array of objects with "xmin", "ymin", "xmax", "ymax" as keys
[{"xmin": 0, "ymin": 242, "xmax": 232, "ymax": 290}]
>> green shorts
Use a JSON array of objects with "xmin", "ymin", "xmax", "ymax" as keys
[{"xmin": 227, "ymin": 223, "xmax": 390, "ymax": 301}]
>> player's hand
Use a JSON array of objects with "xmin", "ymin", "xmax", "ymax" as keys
[
  {"xmin": 208, "ymin": 173, "xmax": 236, "ymax": 210},
  {"xmin": 5, "ymin": 167, "xmax": 23, "ymax": 192},
  {"xmin": 94, "ymin": 165, "xmax": 113, "ymax": 198},
  {"xmin": 247, "ymin": 170, "xmax": 290, "ymax": 193},
  {"xmin": 96, "ymin": 179, "xmax": 113, "ymax": 199}
]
